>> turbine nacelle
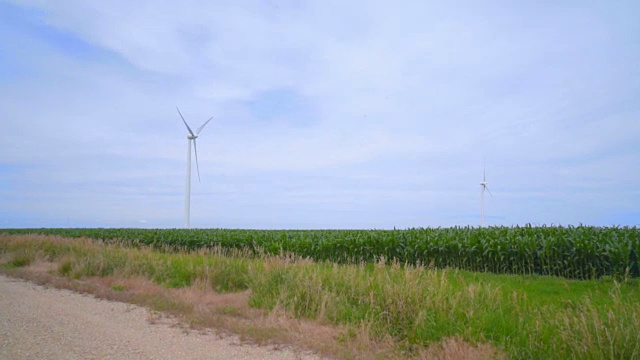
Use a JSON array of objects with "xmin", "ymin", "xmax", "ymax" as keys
[
  {"xmin": 480, "ymin": 183, "xmax": 492, "ymax": 196},
  {"xmin": 187, "ymin": 134, "xmax": 198, "ymax": 140}
]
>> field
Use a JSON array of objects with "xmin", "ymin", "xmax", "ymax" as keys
[
  {"xmin": 2, "ymin": 226, "xmax": 639, "ymax": 279},
  {"xmin": 1, "ymin": 227, "xmax": 640, "ymax": 359}
]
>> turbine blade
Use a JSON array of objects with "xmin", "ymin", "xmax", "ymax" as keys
[
  {"xmin": 483, "ymin": 159, "xmax": 486, "ymax": 182},
  {"xmin": 196, "ymin": 116, "xmax": 214, "ymax": 135},
  {"xmin": 177, "ymin": 107, "xmax": 195, "ymax": 136},
  {"xmin": 193, "ymin": 139, "xmax": 201, "ymax": 183},
  {"xmin": 485, "ymin": 186, "xmax": 493, "ymax": 197}
]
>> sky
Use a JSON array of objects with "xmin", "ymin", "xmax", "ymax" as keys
[{"xmin": 1, "ymin": 1, "xmax": 639, "ymax": 229}]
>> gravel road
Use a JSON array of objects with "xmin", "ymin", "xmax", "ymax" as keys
[{"xmin": 0, "ymin": 275, "xmax": 323, "ymax": 360}]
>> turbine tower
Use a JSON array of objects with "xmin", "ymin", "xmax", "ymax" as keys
[
  {"xmin": 177, "ymin": 107, "xmax": 214, "ymax": 229},
  {"xmin": 480, "ymin": 162, "xmax": 493, "ymax": 227}
]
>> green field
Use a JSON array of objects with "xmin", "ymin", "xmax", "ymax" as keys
[
  {"xmin": 1, "ymin": 231, "xmax": 639, "ymax": 359},
  {"xmin": 2, "ymin": 226, "xmax": 639, "ymax": 279}
]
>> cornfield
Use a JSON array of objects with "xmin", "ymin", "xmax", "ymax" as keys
[{"xmin": 2, "ymin": 225, "xmax": 638, "ymax": 279}]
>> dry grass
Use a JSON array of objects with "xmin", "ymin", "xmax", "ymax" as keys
[
  {"xmin": 419, "ymin": 337, "xmax": 506, "ymax": 360},
  {"xmin": 3, "ymin": 261, "xmax": 493, "ymax": 360}
]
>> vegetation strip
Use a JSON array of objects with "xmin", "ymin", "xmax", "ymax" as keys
[
  {"xmin": 2, "ymin": 226, "xmax": 639, "ymax": 279},
  {"xmin": 2, "ymin": 234, "xmax": 640, "ymax": 359}
]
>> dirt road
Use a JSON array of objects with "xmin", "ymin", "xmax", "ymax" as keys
[{"xmin": 0, "ymin": 275, "xmax": 323, "ymax": 360}]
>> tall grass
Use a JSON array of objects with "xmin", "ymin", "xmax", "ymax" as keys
[{"xmin": 2, "ymin": 234, "xmax": 639, "ymax": 359}]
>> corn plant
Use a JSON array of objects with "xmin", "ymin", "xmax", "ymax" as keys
[{"xmin": 2, "ymin": 225, "xmax": 638, "ymax": 279}]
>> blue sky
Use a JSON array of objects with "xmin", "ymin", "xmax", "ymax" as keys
[{"xmin": 1, "ymin": 0, "xmax": 639, "ymax": 229}]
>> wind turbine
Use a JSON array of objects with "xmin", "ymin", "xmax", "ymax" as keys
[
  {"xmin": 480, "ymin": 161, "xmax": 493, "ymax": 227},
  {"xmin": 177, "ymin": 107, "xmax": 214, "ymax": 229}
]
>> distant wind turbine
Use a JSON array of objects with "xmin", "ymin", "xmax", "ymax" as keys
[
  {"xmin": 177, "ymin": 107, "xmax": 214, "ymax": 229},
  {"xmin": 480, "ymin": 161, "xmax": 493, "ymax": 227}
]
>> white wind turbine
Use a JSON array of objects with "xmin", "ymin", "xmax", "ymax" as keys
[
  {"xmin": 177, "ymin": 107, "xmax": 214, "ymax": 229},
  {"xmin": 480, "ymin": 162, "xmax": 493, "ymax": 227}
]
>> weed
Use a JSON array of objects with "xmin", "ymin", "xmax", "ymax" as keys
[{"xmin": 8, "ymin": 254, "xmax": 32, "ymax": 268}]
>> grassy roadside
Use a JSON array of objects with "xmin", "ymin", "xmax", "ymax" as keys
[{"xmin": 1, "ymin": 234, "xmax": 639, "ymax": 359}]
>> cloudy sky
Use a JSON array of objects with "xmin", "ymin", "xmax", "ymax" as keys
[{"xmin": 1, "ymin": 1, "xmax": 639, "ymax": 229}]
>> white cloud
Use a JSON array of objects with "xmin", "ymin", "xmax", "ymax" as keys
[{"xmin": 1, "ymin": 0, "xmax": 639, "ymax": 227}]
